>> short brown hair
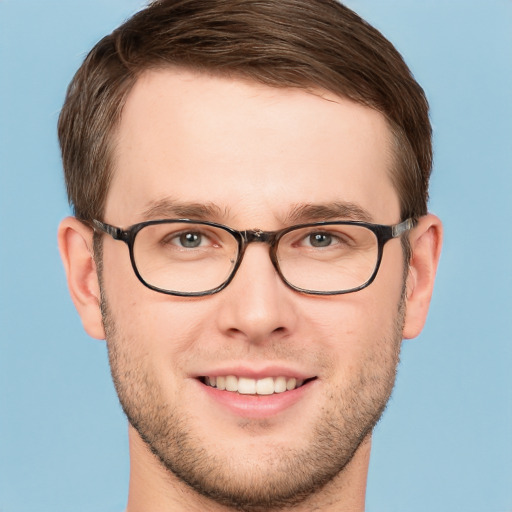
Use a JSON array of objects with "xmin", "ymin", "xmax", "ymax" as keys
[{"xmin": 58, "ymin": 0, "xmax": 431, "ymax": 224}]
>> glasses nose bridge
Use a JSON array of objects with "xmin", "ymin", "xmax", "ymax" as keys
[
  {"xmin": 240, "ymin": 229, "xmax": 281, "ymax": 257},
  {"xmin": 237, "ymin": 228, "xmax": 280, "ymax": 272},
  {"xmin": 241, "ymin": 228, "xmax": 277, "ymax": 245}
]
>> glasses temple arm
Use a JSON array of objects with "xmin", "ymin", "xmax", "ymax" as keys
[
  {"xmin": 391, "ymin": 218, "xmax": 416, "ymax": 238},
  {"xmin": 92, "ymin": 219, "xmax": 124, "ymax": 240}
]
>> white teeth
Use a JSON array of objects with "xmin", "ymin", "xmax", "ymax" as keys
[
  {"xmin": 256, "ymin": 377, "xmax": 274, "ymax": 395},
  {"xmin": 286, "ymin": 377, "xmax": 297, "ymax": 391},
  {"xmin": 238, "ymin": 377, "xmax": 256, "ymax": 395},
  {"xmin": 204, "ymin": 375, "xmax": 306, "ymax": 395},
  {"xmin": 225, "ymin": 375, "xmax": 238, "ymax": 392},
  {"xmin": 216, "ymin": 376, "xmax": 226, "ymax": 390},
  {"xmin": 274, "ymin": 376, "xmax": 287, "ymax": 393}
]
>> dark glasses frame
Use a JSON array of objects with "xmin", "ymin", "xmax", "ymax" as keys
[{"xmin": 92, "ymin": 217, "xmax": 416, "ymax": 296}]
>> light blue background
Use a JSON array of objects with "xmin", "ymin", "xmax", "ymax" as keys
[{"xmin": 1, "ymin": 1, "xmax": 511, "ymax": 511}]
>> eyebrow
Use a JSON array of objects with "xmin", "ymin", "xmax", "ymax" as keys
[
  {"xmin": 140, "ymin": 197, "xmax": 226, "ymax": 221},
  {"xmin": 285, "ymin": 202, "xmax": 374, "ymax": 224},
  {"xmin": 139, "ymin": 197, "xmax": 373, "ymax": 225}
]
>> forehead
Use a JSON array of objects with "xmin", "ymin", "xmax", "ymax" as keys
[{"xmin": 106, "ymin": 68, "xmax": 399, "ymax": 226}]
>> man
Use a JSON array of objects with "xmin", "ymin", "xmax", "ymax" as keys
[{"xmin": 57, "ymin": 0, "xmax": 442, "ymax": 510}]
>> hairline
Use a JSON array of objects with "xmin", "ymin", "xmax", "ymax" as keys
[
  {"xmin": 100, "ymin": 64, "xmax": 415, "ymax": 221},
  {"xmin": 96, "ymin": 65, "xmax": 414, "ymax": 265},
  {"xmin": 93, "ymin": 65, "xmax": 413, "ymax": 269}
]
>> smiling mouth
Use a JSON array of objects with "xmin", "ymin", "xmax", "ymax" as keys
[{"xmin": 199, "ymin": 376, "xmax": 316, "ymax": 395}]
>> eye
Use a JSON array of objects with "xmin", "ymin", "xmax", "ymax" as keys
[
  {"xmin": 160, "ymin": 229, "xmax": 214, "ymax": 249},
  {"xmin": 308, "ymin": 232, "xmax": 333, "ymax": 248},
  {"xmin": 178, "ymin": 231, "xmax": 204, "ymax": 248},
  {"xmin": 296, "ymin": 229, "xmax": 353, "ymax": 250}
]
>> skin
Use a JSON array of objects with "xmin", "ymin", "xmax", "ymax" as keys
[{"xmin": 58, "ymin": 69, "xmax": 442, "ymax": 511}]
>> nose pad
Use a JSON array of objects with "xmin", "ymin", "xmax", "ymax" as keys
[
  {"xmin": 234, "ymin": 235, "xmax": 282, "ymax": 281},
  {"xmin": 215, "ymin": 243, "xmax": 297, "ymax": 344},
  {"xmin": 234, "ymin": 240, "xmax": 285, "ymax": 293}
]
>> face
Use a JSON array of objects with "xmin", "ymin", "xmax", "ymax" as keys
[{"xmin": 101, "ymin": 69, "xmax": 406, "ymax": 509}]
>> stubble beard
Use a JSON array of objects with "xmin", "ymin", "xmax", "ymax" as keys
[{"xmin": 101, "ymin": 291, "xmax": 404, "ymax": 511}]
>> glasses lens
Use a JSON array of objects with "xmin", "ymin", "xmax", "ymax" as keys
[
  {"xmin": 133, "ymin": 222, "xmax": 239, "ymax": 294},
  {"xmin": 277, "ymin": 224, "xmax": 379, "ymax": 293}
]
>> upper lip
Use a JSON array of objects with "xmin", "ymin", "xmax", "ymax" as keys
[{"xmin": 191, "ymin": 364, "xmax": 316, "ymax": 380}]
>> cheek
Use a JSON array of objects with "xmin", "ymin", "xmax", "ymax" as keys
[
  {"xmin": 103, "ymin": 262, "xmax": 215, "ymax": 372},
  {"xmin": 302, "ymin": 269, "xmax": 404, "ymax": 367}
]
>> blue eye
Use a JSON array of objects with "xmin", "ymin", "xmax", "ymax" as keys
[
  {"xmin": 178, "ymin": 232, "xmax": 203, "ymax": 248},
  {"xmin": 308, "ymin": 233, "xmax": 333, "ymax": 247}
]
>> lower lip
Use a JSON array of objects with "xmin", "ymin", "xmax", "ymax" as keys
[{"xmin": 198, "ymin": 379, "xmax": 315, "ymax": 419}]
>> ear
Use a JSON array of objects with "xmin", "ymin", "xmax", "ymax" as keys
[
  {"xmin": 402, "ymin": 213, "xmax": 443, "ymax": 339},
  {"xmin": 58, "ymin": 217, "xmax": 106, "ymax": 340}
]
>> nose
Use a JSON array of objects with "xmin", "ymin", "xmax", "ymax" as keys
[{"xmin": 215, "ymin": 243, "xmax": 299, "ymax": 345}]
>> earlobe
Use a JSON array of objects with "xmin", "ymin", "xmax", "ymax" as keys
[
  {"xmin": 402, "ymin": 214, "xmax": 443, "ymax": 339},
  {"xmin": 58, "ymin": 217, "xmax": 106, "ymax": 340}
]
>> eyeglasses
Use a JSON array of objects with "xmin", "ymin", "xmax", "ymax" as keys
[{"xmin": 93, "ymin": 218, "xmax": 416, "ymax": 296}]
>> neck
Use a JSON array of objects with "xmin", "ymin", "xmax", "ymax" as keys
[{"xmin": 125, "ymin": 425, "xmax": 370, "ymax": 512}]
